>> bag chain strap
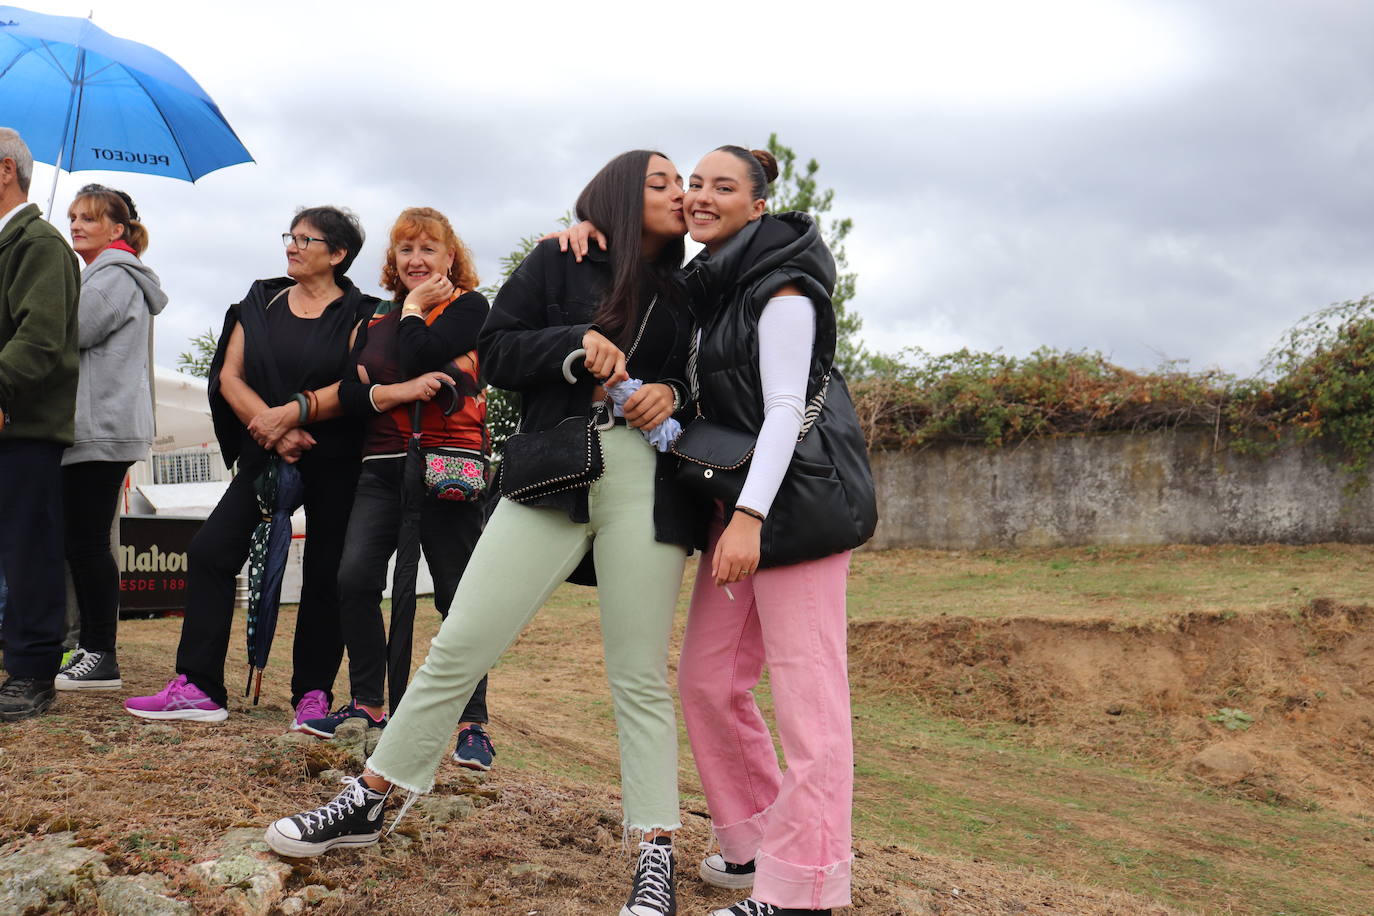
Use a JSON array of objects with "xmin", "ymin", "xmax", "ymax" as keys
[
  {"xmin": 594, "ymin": 294, "xmax": 658, "ymax": 425},
  {"xmin": 685, "ymin": 321, "xmax": 829, "ymax": 442}
]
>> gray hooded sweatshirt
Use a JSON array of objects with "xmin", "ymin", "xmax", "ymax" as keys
[{"xmin": 63, "ymin": 246, "xmax": 169, "ymax": 465}]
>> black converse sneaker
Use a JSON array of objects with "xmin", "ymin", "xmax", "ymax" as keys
[
  {"xmin": 263, "ymin": 776, "xmax": 389, "ymax": 857},
  {"xmin": 55, "ymin": 648, "xmax": 122, "ymax": 690},
  {"xmin": 621, "ymin": 835, "xmax": 676, "ymax": 916},
  {"xmin": 710, "ymin": 901, "xmax": 832, "ymax": 916},
  {"xmin": 699, "ymin": 853, "xmax": 756, "ymax": 889}
]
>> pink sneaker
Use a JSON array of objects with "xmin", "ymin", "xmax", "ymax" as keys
[
  {"xmin": 291, "ymin": 689, "xmax": 329, "ymax": 731},
  {"xmin": 124, "ymin": 675, "xmax": 228, "ymax": 722}
]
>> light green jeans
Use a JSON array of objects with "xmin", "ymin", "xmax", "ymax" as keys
[{"xmin": 367, "ymin": 425, "xmax": 687, "ymax": 830}]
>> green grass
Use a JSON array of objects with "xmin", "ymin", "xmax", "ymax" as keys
[
  {"xmin": 845, "ymin": 542, "xmax": 1374, "ymax": 623},
  {"xmin": 482, "ymin": 544, "xmax": 1374, "ymax": 916}
]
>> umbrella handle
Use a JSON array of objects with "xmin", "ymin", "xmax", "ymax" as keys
[{"xmin": 246, "ymin": 666, "xmax": 264, "ymax": 705}]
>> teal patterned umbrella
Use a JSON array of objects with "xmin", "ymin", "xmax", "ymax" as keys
[{"xmin": 244, "ymin": 456, "xmax": 305, "ymax": 704}]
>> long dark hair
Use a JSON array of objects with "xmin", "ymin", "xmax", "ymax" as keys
[{"xmin": 575, "ymin": 150, "xmax": 684, "ymax": 345}]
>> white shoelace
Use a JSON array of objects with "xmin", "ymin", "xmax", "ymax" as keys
[
  {"xmin": 300, "ymin": 778, "xmax": 371, "ymax": 832},
  {"xmin": 63, "ymin": 651, "xmax": 101, "ymax": 677},
  {"xmin": 734, "ymin": 901, "xmax": 777, "ymax": 916},
  {"xmin": 628, "ymin": 841, "xmax": 674, "ymax": 911}
]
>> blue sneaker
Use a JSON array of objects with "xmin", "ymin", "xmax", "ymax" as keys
[
  {"xmin": 298, "ymin": 700, "xmax": 387, "ymax": 739},
  {"xmin": 452, "ymin": 723, "xmax": 495, "ymax": 770}
]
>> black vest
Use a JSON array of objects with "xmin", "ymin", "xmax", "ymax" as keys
[{"xmin": 684, "ymin": 213, "xmax": 877, "ymax": 567}]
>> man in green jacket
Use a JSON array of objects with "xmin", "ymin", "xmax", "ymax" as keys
[{"xmin": 0, "ymin": 127, "xmax": 81, "ymax": 721}]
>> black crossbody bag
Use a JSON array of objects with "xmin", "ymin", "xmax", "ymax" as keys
[
  {"xmin": 670, "ymin": 327, "xmax": 830, "ymax": 508},
  {"xmin": 497, "ymin": 296, "xmax": 659, "ymax": 503}
]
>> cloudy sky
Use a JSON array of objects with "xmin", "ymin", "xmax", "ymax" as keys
[{"xmin": 10, "ymin": 0, "xmax": 1374, "ymax": 378}]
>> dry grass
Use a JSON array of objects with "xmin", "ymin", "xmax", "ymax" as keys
[{"xmin": 3, "ymin": 544, "xmax": 1374, "ymax": 914}]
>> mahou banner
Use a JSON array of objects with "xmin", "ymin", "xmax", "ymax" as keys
[{"xmin": 118, "ymin": 515, "xmax": 202, "ymax": 615}]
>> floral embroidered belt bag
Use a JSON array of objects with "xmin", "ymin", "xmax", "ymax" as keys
[{"xmin": 409, "ymin": 384, "xmax": 491, "ymax": 503}]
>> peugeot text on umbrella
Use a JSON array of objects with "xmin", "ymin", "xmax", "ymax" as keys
[{"xmin": 89, "ymin": 148, "xmax": 171, "ymax": 167}]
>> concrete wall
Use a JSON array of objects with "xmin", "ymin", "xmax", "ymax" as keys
[{"xmin": 869, "ymin": 429, "xmax": 1374, "ymax": 549}]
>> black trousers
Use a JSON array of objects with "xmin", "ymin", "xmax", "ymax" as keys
[
  {"xmin": 0, "ymin": 439, "xmax": 66, "ymax": 680},
  {"xmin": 175, "ymin": 454, "xmax": 360, "ymax": 709},
  {"xmin": 338, "ymin": 457, "xmax": 487, "ymax": 718},
  {"xmin": 62, "ymin": 460, "xmax": 132, "ymax": 653}
]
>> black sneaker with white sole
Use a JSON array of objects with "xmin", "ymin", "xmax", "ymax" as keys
[
  {"xmin": 710, "ymin": 901, "xmax": 831, "ymax": 916},
  {"xmin": 621, "ymin": 835, "xmax": 676, "ymax": 916},
  {"xmin": 699, "ymin": 853, "xmax": 755, "ymax": 889},
  {"xmin": 263, "ymin": 776, "xmax": 389, "ymax": 857},
  {"xmin": 55, "ymin": 648, "xmax": 122, "ymax": 690}
]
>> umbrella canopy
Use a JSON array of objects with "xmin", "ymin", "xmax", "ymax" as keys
[
  {"xmin": 244, "ymin": 456, "xmax": 305, "ymax": 704},
  {"xmin": 0, "ymin": 5, "xmax": 252, "ymax": 209}
]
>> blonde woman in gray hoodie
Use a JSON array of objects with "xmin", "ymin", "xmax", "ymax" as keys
[{"xmin": 56, "ymin": 185, "xmax": 168, "ymax": 691}]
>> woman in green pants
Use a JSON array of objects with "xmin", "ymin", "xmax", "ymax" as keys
[{"xmin": 264, "ymin": 149, "xmax": 705, "ymax": 916}]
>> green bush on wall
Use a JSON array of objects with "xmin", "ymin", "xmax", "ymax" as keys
[{"xmin": 851, "ymin": 295, "xmax": 1374, "ymax": 481}]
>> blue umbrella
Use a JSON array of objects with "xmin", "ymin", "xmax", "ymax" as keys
[
  {"xmin": 0, "ymin": 5, "xmax": 253, "ymax": 212},
  {"xmin": 243, "ymin": 456, "xmax": 305, "ymax": 705}
]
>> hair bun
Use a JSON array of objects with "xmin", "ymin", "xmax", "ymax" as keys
[{"xmin": 750, "ymin": 149, "xmax": 779, "ymax": 184}]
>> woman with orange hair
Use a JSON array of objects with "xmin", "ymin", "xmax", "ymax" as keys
[{"xmin": 294, "ymin": 208, "xmax": 497, "ymax": 771}]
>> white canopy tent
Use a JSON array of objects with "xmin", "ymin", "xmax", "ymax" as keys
[{"xmin": 150, "ymin": 364, "xmax": 216, "ymax": 453}]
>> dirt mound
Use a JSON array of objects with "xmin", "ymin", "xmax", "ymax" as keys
[{"xmin": 850, "ymin": 599, "xmax": 1374, "ymax": 815}]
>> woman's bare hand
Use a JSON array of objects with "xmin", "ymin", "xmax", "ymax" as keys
[
  {"xmin": 402, "ymin": 272, "xmax": 454, "ymax": 312},
  {"xmin": 582, "ymin": 330, "xmax": 628, "ymax": 386},
  {"xmin": 622, "ymin": 382, "xmax": 674, "ymax": 431},
  {"xmin": 540, "ymin": 221, "xmax": 607, "ymax": 262},
  {"xmin": 275, "ymin": 427, "xmax": 316, "ymax": 463},
  {"xmin": 248, "ymin": 403, "xmax": 299, "ymax": 448},
  {"xmin": 712, "ymin": 511, "xmax": 762, "ymax": 586},
  {"xmin": 393, "ymin": 370, "xmax": 455, "ymax": 405}
]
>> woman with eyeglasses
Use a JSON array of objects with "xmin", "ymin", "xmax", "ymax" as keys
[
  {"xmin": 54, "ymin": 184, "xmax": 167, "ymax": 692},
  {"xmin": 126, "ymin": 206, "xmax": 378, "ymax": 727}
]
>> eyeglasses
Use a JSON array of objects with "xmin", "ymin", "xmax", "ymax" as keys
[{"xmin": 282, "ymin": 232, "xmax": 327, "ymax": 250}]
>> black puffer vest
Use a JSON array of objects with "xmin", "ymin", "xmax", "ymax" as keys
[{"xmin": 682, "ymin": 212, "xmax": 878, "ymax": 567}]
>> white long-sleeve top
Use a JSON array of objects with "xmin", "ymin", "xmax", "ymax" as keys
[{"xmin": 735, "ymin": 295, "xmax": 816, "ymax": 517}]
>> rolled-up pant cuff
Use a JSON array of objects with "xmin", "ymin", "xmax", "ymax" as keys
[
  {"xmin": 713, "ymin": 806, "xmax": 771, "ymax": 865},
  {"xmin": 754, "ymin": 849, "xmax": 853, "ymax": 910}
]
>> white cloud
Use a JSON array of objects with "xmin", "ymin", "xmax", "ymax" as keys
[{"xmin": 10, "ymin": 0, "xmax": 1374, "ymax": 380}]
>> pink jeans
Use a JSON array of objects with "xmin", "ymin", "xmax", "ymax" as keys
[{"xmin": 678, "ymin": 520, "xmax": 854, "ymax": 910}]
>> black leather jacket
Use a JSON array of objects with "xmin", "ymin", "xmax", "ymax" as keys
[
  {"xmin": 683, "ymin": 212, "xmax": 877, "ymax": 566},
  {"xmin": 479, "ymin": 240, "xmax": 708, "ymax": 560}
]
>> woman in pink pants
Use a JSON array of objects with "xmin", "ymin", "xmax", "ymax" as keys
[{"xmin": 674, "ymin": 146, "xmax": 877, "ymax": 915}]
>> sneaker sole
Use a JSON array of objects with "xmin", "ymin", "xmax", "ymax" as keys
[
  {"xmin": 0, "ymin": 696, "xmax": 56, "ymax": 722},
  {"xmin": 699, "ymin": 861, "xmax": 755, "ymax": 889},
  {"xmin": 125, "ymin": 705, "xmax": 228, "ymax": 722},
  {"xmin": 263, "ymin": 824, "xmax": 380, "ymax": 858},
  {"xmin": 55, "ymin": 678, "xmax": 122, "ymax": 690},
  {"xmin": 294, "ymin": 723, "xmax": 338, "ymax": 738},
  {"xmin": 452, "ymin": 753, "xmax": 492, "ymax": 771}
]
